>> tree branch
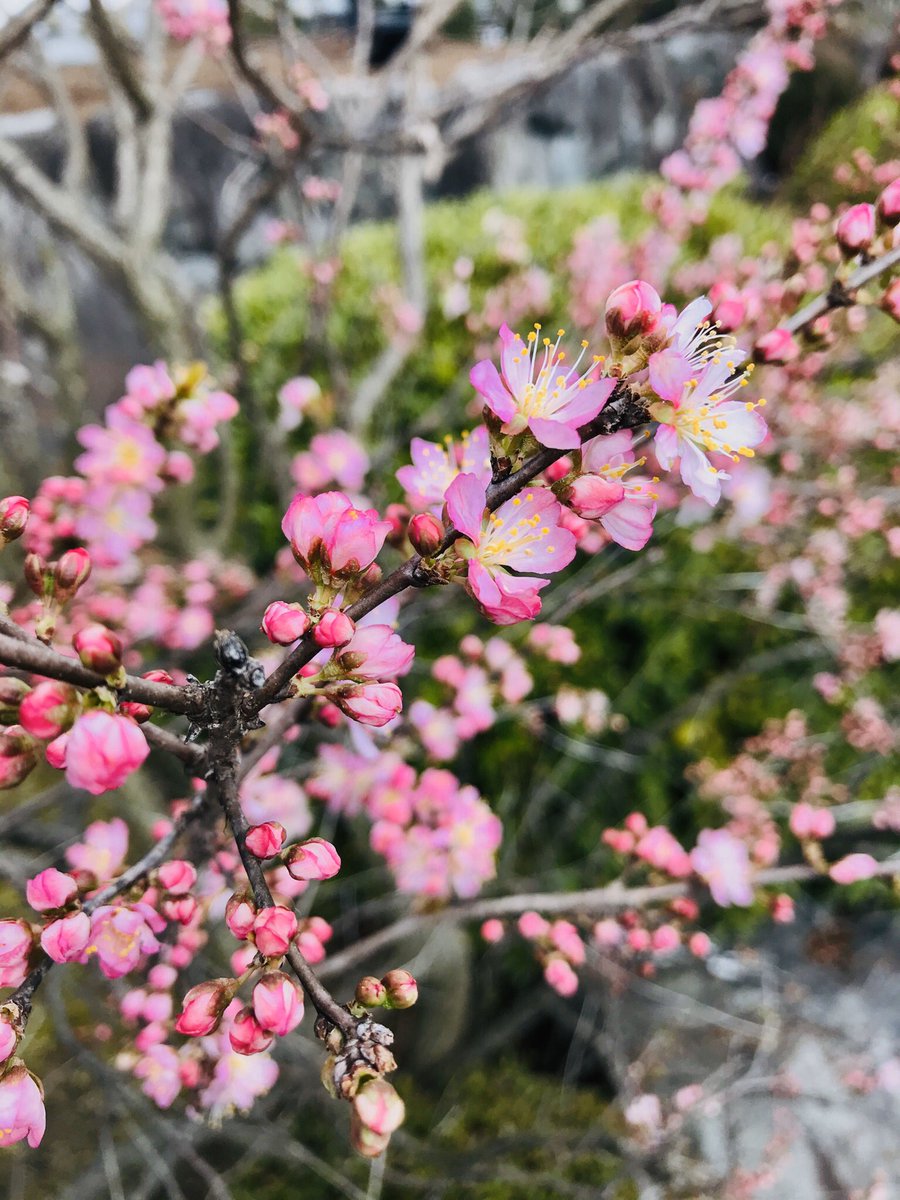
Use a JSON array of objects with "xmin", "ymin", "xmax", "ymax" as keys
[{"xmin": 0, "ymin": 0, "xmax": 56, "ymax": 61}]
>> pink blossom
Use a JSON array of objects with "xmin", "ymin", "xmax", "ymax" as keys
[
  {"xmin": 605, "ymin": 279, "xmax": 664, "ymax": 345},
  {"xmin": 75, "ymin": 409, "xmax": 167, "ymax": 490},
  {"xmin": 835, "ymin": 203, "xmax": 875, "ymax": 254},
  {"xmin": 446, "ymin": 473, "xmax": 575, "ymax": 625},
  {"xmin": 284, "ymin": 837, "xmax": 341, "ymax": 882},
  {"xmin": 225, "ymin": 894, "xmax": 257, "ymax": 941},
  {"xmin": 789, "ymin": 803, "xmax": 835, "ymax": 840},
  {"xmin": 471, "ymin": 324, "xmax": 614, "ymax": 449},
  {"xmin": 41, "ymin": 911, "xmax": 91, "ymax": 963},
  {"xmin": 353, "ymin": 1078, "xmax": 405, "ymax": 1135},
  {"xmin": 66, "ymin": 817, "xmax": 129, "ymax": 881},
  {"xmin": 0, "ymin": 1017, "xmax": 17, "ymax": 1062},
  {"xmin": 829, "ymin": 853, "xmax": 879, "ymax": 885},
  {"xmin": 88, "ymin": 905, "xmax": 162, "ymax": 979},
  {"xmin": 18, "ymin": 681, "xmax": 79, "ymax": 741},
  {"xmin": 334, "ymin": 625, "xmax": 415, "ymax": 680},
  {"xmin": 157, "ymin": 860, "xmax": 197, "ymax": 895},
  {"xmin": 577, "ymin": 430, "xmax": 658, "ymax": 550},
  {"xmin": 175, "ymin": 979, "xmax": 234, "ymax": 1036},
  {"xmin": 688, "ymin": 931, "xmax": 712, "ymax": 958},
  {"xmin": 333, "ymin": 681, "xmax": 403, "ymax": 727},
  {"xmin": 277, "ymin": 376, "xmax": 320, "ymax": 431},
  {"xmin": 281, "ymin": 491, "xmax": 391, "ymax": 581},
  {"xmin": 757, "ymin": 327, "xmax": 801, "ymax": 364},
  {"xmin": 291, "ymin": 431, "xmax": 369, "ymax": 493},
  {"xmin": 134, "ymin": 1044, "xmax": 182, "ymax": 1109},
  {"xmin": 261, "ymin": 601, "xmax": 310, "ymax": 645},
  {"xmin": 481, "ymin": 919, "xmax": 505, "ymax": 943},
  {"xmin": 252, "ymin": 906, "xmax": 298, "ymax": 957},
  {"xmin": 875, "ymin": 609, "xmax": 900, "ymax": 661},
  {"xmin": 0, "ymin": 495, "xmax": 29, "ymax": 543},
  {"xmin": 544, "ymin": 957, "xmax": 579, "ymax": 996},
  {"xmin": 73, "ymin": 624, "xmax": 123, "ymax": 674},
  {"xmin": 690, "ymin": 828, "xmax": 754, "ymax": 907},
  {"xmin": 0, "ymin": 1066, "xmax": 46, "ymax": 1149},
  {"xmin": 122, "ymin": 361, "xmax": 176, "ymax": 410},
  {"xmin": 313, "ymin": 609, "xmax": 356, "ymax": 647},
  {"xmin": 396, "ymin": 427, "xmax": 492, "ymax": 514},
  {"xmin": 252, "ymin": 972, "xmax": 304, "ymax": 1036},
  {"xmin": 877, "ymin": 177, "xmax": 900, "ymax": 225},
  {"xmin": 65, "ymin": 711, "xmax": 150, "ymax": 795},
  {"xmin": 518, "ymin": 911, "xmax": 548, "ymax": 939},
  {"xmin": 0, "ymin": 919, "xmax": 34, "ymax": 988},
  {"xmin": 26, "ymin": 867, "xmax": 78, "ymax": 912},
  {"xmin": 229, "ymin": 1007, "xmax": 273, "ymax": 1055},
  {"xmin": 245, "ymin": 822, "xmax": 286, "ymax": 859}
]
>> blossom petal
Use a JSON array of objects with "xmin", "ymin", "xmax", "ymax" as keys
[{"xmin": 445, "ymin": 472, "xmax": 487, "ymax": 542}]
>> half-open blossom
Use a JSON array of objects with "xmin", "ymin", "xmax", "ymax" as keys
[
  {"xmin": 245, "ymin": 822, "xmax": 286, "ymax": 859},
  {"xmin": 396, "ymin": 427, "xmax": 492, "ymax": 513},
  {"xmin": 65, "ymin": 711, "xmax": 150, "ymax": 795},
  {"xmin": 284, "ymin": 837, "xmax": 341, "ymax": 882},
  {"xmin": 156, "ymin": 860, "xmax": 197, "ymax": 895},
  {"xmin": 174, "ymin": 978, "xmax": 235, "ymax": 1036},
  {"xmin": 26, "ymin": 867, "xmax": 78, "ymax": 912},
  {"xmin": 835, "ymin": 203, "xmax": 875, "ymax": 255},
  {"xmin": 18, "ymin": 681, "xmax": 80, "ymax": 741},
  {"xmin": 41, "ymin": 911, "xmax": 91, "ymax": 963},
  {"xmin": 88, "ymin": 904, "xmax": 162, "ymax": 979},
  {"xmin": 252, "ymin": 906, "xmax": 298, "ymax": 957},
  {"xmin": 690, "ymin": 828, "xmax": 753, "ymax": 907},
  {"xmin": 471, "ymin": 324, "xmax": 615, "ymax": 449},
  {"xmin": 333, "ymin": 625, "xmax": 415, "ymax": 681},
  {"xmin": 281, "ymin": 492, "xmax": 391, "ymax": 581},
  {"xmin": 229, "ymin": 1007, "xmax": 273, "ymax": 1055},
  {"xmin": 573, "ymin": 430, "xmax": 658, "ymax": 550},
  {"xmin": 0, "ymin": 1066, "xmax": 45, "ymax": 1149},
  {"xmin": 332, "ymin": 681, "xmax": 403, "ymax": 727},
  {"xmin": 653, "ymin": 356, "xmax": 767, "ymax": 506},
  {"xmin": 252, "ymin": 972, "xmax": 304, "ymax": 1035},
  {"xmin": 0, "ymin": 919, "xmax": 34, "ymax": 987},
  {"xmin": 605, "ymin": 280, "xmax": 663, "ymax": 345},
  {"xmin": 0, "ymin": 495, "xmax": 29, "ymax": 544},
  {"xmin": 446, "ymin": 472, "xmax": 576, "ymax": 624}
]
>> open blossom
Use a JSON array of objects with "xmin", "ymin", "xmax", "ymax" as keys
[
  {"xmin": 277, "ymin": 376, "xmax": 320, "ymax": 431},
  {"xmin": 291, "ymin": 431, "xmax": 369, "ymax": 493},
  {"xmin": 690, "ymin": 828, "xmax": 754, "ymax": 907},
  {"xmin": 88, "ymin": 904, "xmax": 162, "ymax": 979},
  {"xmin": 0, "ymin": 1066, "xmax": 46, "ymax": 1149},
  {"xmin": 26, "ymin": 867, "xmax": 78, "ymax": 912},
  {"xmin": 573, "ymin": 430, "xmax": 659, "ymax": 551},
  {"xmin": 75, "ymin": 408, "xmax": 167, "ymax": 490},
  {"xmin": 281, "ymin": 491, "xmax": 391, "ymax": 581},
  {"xmin": 653, "ymin": 354, "xmax": 768, "ymax": 506},
  {"xmin": 41, "ymin": 911, "xmax": 91, "ymax": 963},
  {"xmin": 396, "ymin": 427, "xmax": 492, "ymax": 513},
  {"xmin": 446, "ymin": 473, "xmax": 576, "ymax": 625},
  {"xmin": 65, "ymin": 711, "xmax": 150, "ymax": 795},
  {"xmin": 647, "ymin": 295, "xmax": 734, "ymax": 403},
  {"xmin": 133, "ymin": 1044, "xmax": 182, "ymax": 1109},
  {"xmin": 66, "ymin": 817, "xmax": 129, "ymax": 881},
  {"xmin": 333, "ymin": 625, "xmax": 415, "ymax": 681},
  {"xmin": 471, "ymin": 324, "xmax": 615, "ymax": 449}
]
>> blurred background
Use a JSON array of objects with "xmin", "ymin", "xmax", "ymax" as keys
[{"xmin": 1, "ymin": 1, "xmax": 899, "ymax": 1197}]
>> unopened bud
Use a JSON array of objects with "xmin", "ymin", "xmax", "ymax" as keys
[
  {"xmin": 355, "ymin": 976, "xmax": 387, "ymax": 1007},
  {"xmin": 0, "ymin": 678, "xmax": 30, "ymax": 725},
  {"xmin": 381, "ymin": 968, "xmax": 418, "ymax": 1009},
  {"xmin": 18, "ymin": 681, "xmax": 79, "ymax": 740},
  {"xmin": 408, "ymin": 512, "xmax": 443, "ymax": 556},
  {"xmin": 0, "ymin": 496, "xmax": 29, "ymax": 545},
  {"xmin": 245, "ymin": 822, "xmax": 286, "ymax": 859},
  {"xmin": 350, "ymin": 1114, "xmax": 391, "ymax": 1158},
  {"xmin": 262, "ymin": 601, "xmax": 310, "ymax": 646},
  {"xmin": 835, "ymin": 203, "xmax": 875, "ymax": 256},
  {"xmin": 174, "ymin": 978, "xmax": 236, "ymax": 1037},
  {"xmin": 384, "ymin": 503, "xmax": 411, "ymax": 547},
  {"xmin": 0, "ymin": 725, "xmax": 37, "ymax": 789},
  {"xmin": 53, "ymin": 548, "xmax": 92, "ymax": 601},
  {"xmin": 24, "ymin": 553, "xmax": 51, "ymax": 599},
  {"xmin": 73, "ymin": 624, "xmax": 123, "ymax": 675},
  {"xmin": 225, "ymin": 892, "xmax": 257, "ymax": 941},
  {"xmin": 605, "ymin": 280, "xmax": 663, "ymax": 346},
  {"xmin": 877, "ymin": 177, "xmax": 900, "ymax": 228},
  {"xmin": 314, "ymin": 609, "xmax": 355, "ymax": 648},
  {"xmin": 756, "ymin": 327, "xmax": 801, "ymax": 364}
]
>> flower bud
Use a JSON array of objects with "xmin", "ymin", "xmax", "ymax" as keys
[
  {"xmin": 605, "ymin": 280, "xmax": 663, "ymax": 345},
  {"xmin": 0, "ymin": 1013, "xmax": 18, "ymax": 1062},
  {"xmin": 283, "ymin": 837, "xmax": 341, "ymax": 882},
  {"xmin": 26, "ymin": 867, "xmax": 78, "ymax": 912},
  {"xmin": 381, "ymin": 968, "xmax": 417, "ymax": 1009},
  {"xmin": 756, "ymin": 327, "xmax": 801, "ymax": 364},
  {"xmin": 229, "ymin": 1006, "xmax": 274, "ymax": 1055},
  {"xmin": 882, "ymin": 278, "xmax": 900, "ymax": 325},
  {"xmin": 355, "ymin": 976, "xmax": 387, "ymax": 1007},
  {"xmin": 18, "ymin": 681, "xmax": 80, "ymax": 741},
  {"xmin": 408, "ymin": 512, "xmax": 443, "ymax": 556},
  {"xmin": 162, "ymin": 896, "xmax": 198, "ymax": 924},
  {"xmin": 877, "ymin": 177, "xmax": 900, "ymax": 227},
  {"xmin": 252, "ymin": 905, "xmax": 298, "ymax": 957},
  {"xmin": 564, "ymin": 475, "xmax": 625, "ymax": 520},
  {"xmin": 225, "ymin": 892, "xmax": 257, "ymax": 941},
  {"xmin": 0, "ymin": 677, "xmax": 30, "ymax": 725},
  {"xmin": 156, "ymin": 859, "xmax": 197, "ymax": 895},
  {"xmin": 353, "ymin": 1077, "xmax": 406, "ymax": 1136},
  {"xmin": 40, "ymin": 911, "xmax": 91, "ymax": 963},
  {"xmin": 53, "ymin": 547, "xmax": 92, "ymax": 601},
  {"xmin": 252, "ymin": 971, "xmax": 304, "ymax": 1035},
  {"xmin": 835, "ymin": 203, "xmax": 875, "ymax": 256},
  {"xmin": 314, "ymin": 609, "xmax": 355, "ymax": 648},
  {"xmin": 0, "ymin": 496, "xmax": 29, "ymax": 545},
  {"xmin": 350, "ymin": 1114, "xmax": 391, "ymax": 1158},
  {"xmin": 261, "ymin": 601, "xmax": 310, "ymax": 646},
  {"xmin": 174, "ymin": 978, "xmax": 236, "ymax": 1036},
  {"xmin": 245, "ymin": 822, "xmax": 286, "ymax": 859},
  {"xmin": 73, "ymin": 624, "xmax": 123, "ymax": 675},
  {"xmin": 384, "ymin": 502, "xmax": 411, "ymax": 547},
  {"xmin": 0, "ymin": 725, "xmax": 37, "ymax": 789},
  {"xmin": 24, "ymin": 553, "xmax": 51, "ymax": 599},
  {"xmin": 829, "ymin": 853, "xmax": 878, "ymax": 885}
]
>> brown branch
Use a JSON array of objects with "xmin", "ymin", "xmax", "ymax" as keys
[
  {"xmin": 777, "ymin": 243, "xmax": 900, "ymax": 342},
  {"xmin": 6, "ymin": 792, "xmax": 209, "ymax": 1021},
  {"xmin": 248, "ymin": 384, "xmax": 647, "ymax": 710},
  {"xmin": 0, "ymin": 631, "xmax": 204, "ymax": 716},
  {"xmin": 142, "ymin": 723, "xmax": 207, "ymax": 772},
  {"xmin": 0, "ymin": 0, "xmax": 56, "ymax": 61}
]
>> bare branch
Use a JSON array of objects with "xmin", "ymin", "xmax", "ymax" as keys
[
  {"xmin": 87, "ymin": 0, "xmax": 152, "ymax": 122},
  {"xmin": 0, "ymin": 0, "xmax": 56, "ymax": 61}
]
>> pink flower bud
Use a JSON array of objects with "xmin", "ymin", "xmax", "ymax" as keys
[
  {"xmin": 688, "ymin": 932, "xmax": 712, "ymax": 958},
  {"xmin": 480, "ymin": 919, "xmax": 505, "ymax": 944},
  {"xmin": 26, "ymin": 867, "xmax": 78, "ymax": 912},
  {"xmin": 174, "ymin": 978, "xmax": 235, "ymax": 1036},
  {"xmin": 829, "ymin": 853, "xmax": 879, "ymax": 885},
  {"xmin": 18, "ymin": 681, "xmax": 79, "ymax": 741},
  {"xmin": 252, "ymin": 905, "xmax": 298, "ymax": 957},
  {"xmin": 350, "ymin": 1116, "xmax": 391, "ymax": 1158},
  {"xmin": 517, "ymin": 911, "xmax": 549, "ymax": 940},
  {"xmin": 882, "ymin": 278, "xmax": 900, "ymax": 324},
  {"xmin": 544, "ymin": 957, "xmax": 579, "ymax": 996},
  {"xmin": 53, "ymin": 547, "xmax": 92, "ymax": 600},
  {"xmin": 0, "ymin": 496, "xmax": 29, "ymax": 544},
  {"xmin": 162, "ymin": 896, "xmax": 198, "ymax": 924},
  {"xmin": 225, "ymin": 893, "xmax": 257, "ymax": 940},
  {"xmin": 771, "ymin": 893, "xmax": 795, "ymax": 924},
  {"xmin": 564, "ymin": 475, "xmax": 625, "ymax": 520},
  {"xmin": 283, "ymin": 837, "xmax": 341, "ymax": 882},
  {"xmin": 0, "ymin": 677, "xmax": 30, "ymax": 724},
  {"xmin": 756, "ymin": 327, "xmax": 801, "ymax": 364},
  {"xmin": 408, "ymin": 512, "xmax": 443, "ymax": 556},
  {"xmin": 0, "ymin": 1015, "xmax": 18, "ymax": 1062},
  {"xmin": 0, "ymin": 725, "xmax": 37, "ymax": 789},
  {"xmin": 261, "ymin": 601, "xmax": 310, "ymax": 645},
  {"xmin": 0, "ymin": 1065, "xmax": 46, "ymax": 1148},
  {"xmin": 314, "ymin": 609, "xmax": 356, "ymax": 648},
  {"xmin": 24, "ymin": 552, "xmax": 50, "ymax": 598},
  {"xmin": 605, "ymin": 279, "xmax": 663, "ymax": 343},
  {"xmin": 245, "ymin": 822, "xmax": 286, "ymax": 859},
  {"xmin": 157, "ymin": 860, "xmax": 197, "ymax": 895},
  {"xmin": 789, "ymin": 803, "xmax": 836, "ymax": 840},
  {"xmin": 651, "ymin": 924, "xmax": 680, "ymax": 954},
  {"xmin": 73, "ymin": 624, "xmax": 123, "ymax": 674},
  {"xmin": 45, "ymin": 734, "xmax": 68, "ymax": 770},
  {"xmin": 252, "ymin": 971, "xmax": 304, "ymax": 1035},
  {"xmin": 835, "ymin": 203, "xmax": 876, "ymax": 254},
  {"xmin": 333, "ymin": 681, "xmax": 402, "ymax": 727},
  {"xmin": 593, "ymin": 918, "xmax": 623, "ymax": 947},
  {"xmin": 40, "ymin": 911, "xmax": 90, "ymax": 963},
  {"xmin": 0, "ymin": 918, "xmax": 34, "ymax": 987},
  {"xmin": 877, "ymin": 177, "xmax": 900, "ymax": 227},
  {"xmin": 381, "ymin": 967, "xmax": 417, "ymax": 1009},
  {"xmin": 229, "ymin": 1006, "xmax": 273, "ymax": 1055},
  {"xmin": 65, "ymin": 711, "xmax": 150, "ymax": 795},
  {"xmin": 355, "ymin": 976, "xmax": 387, "ymax": 1007},
  {"xmin": 353, "ymin": 1078, "xmax": 405, "ymax": 1135}
]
